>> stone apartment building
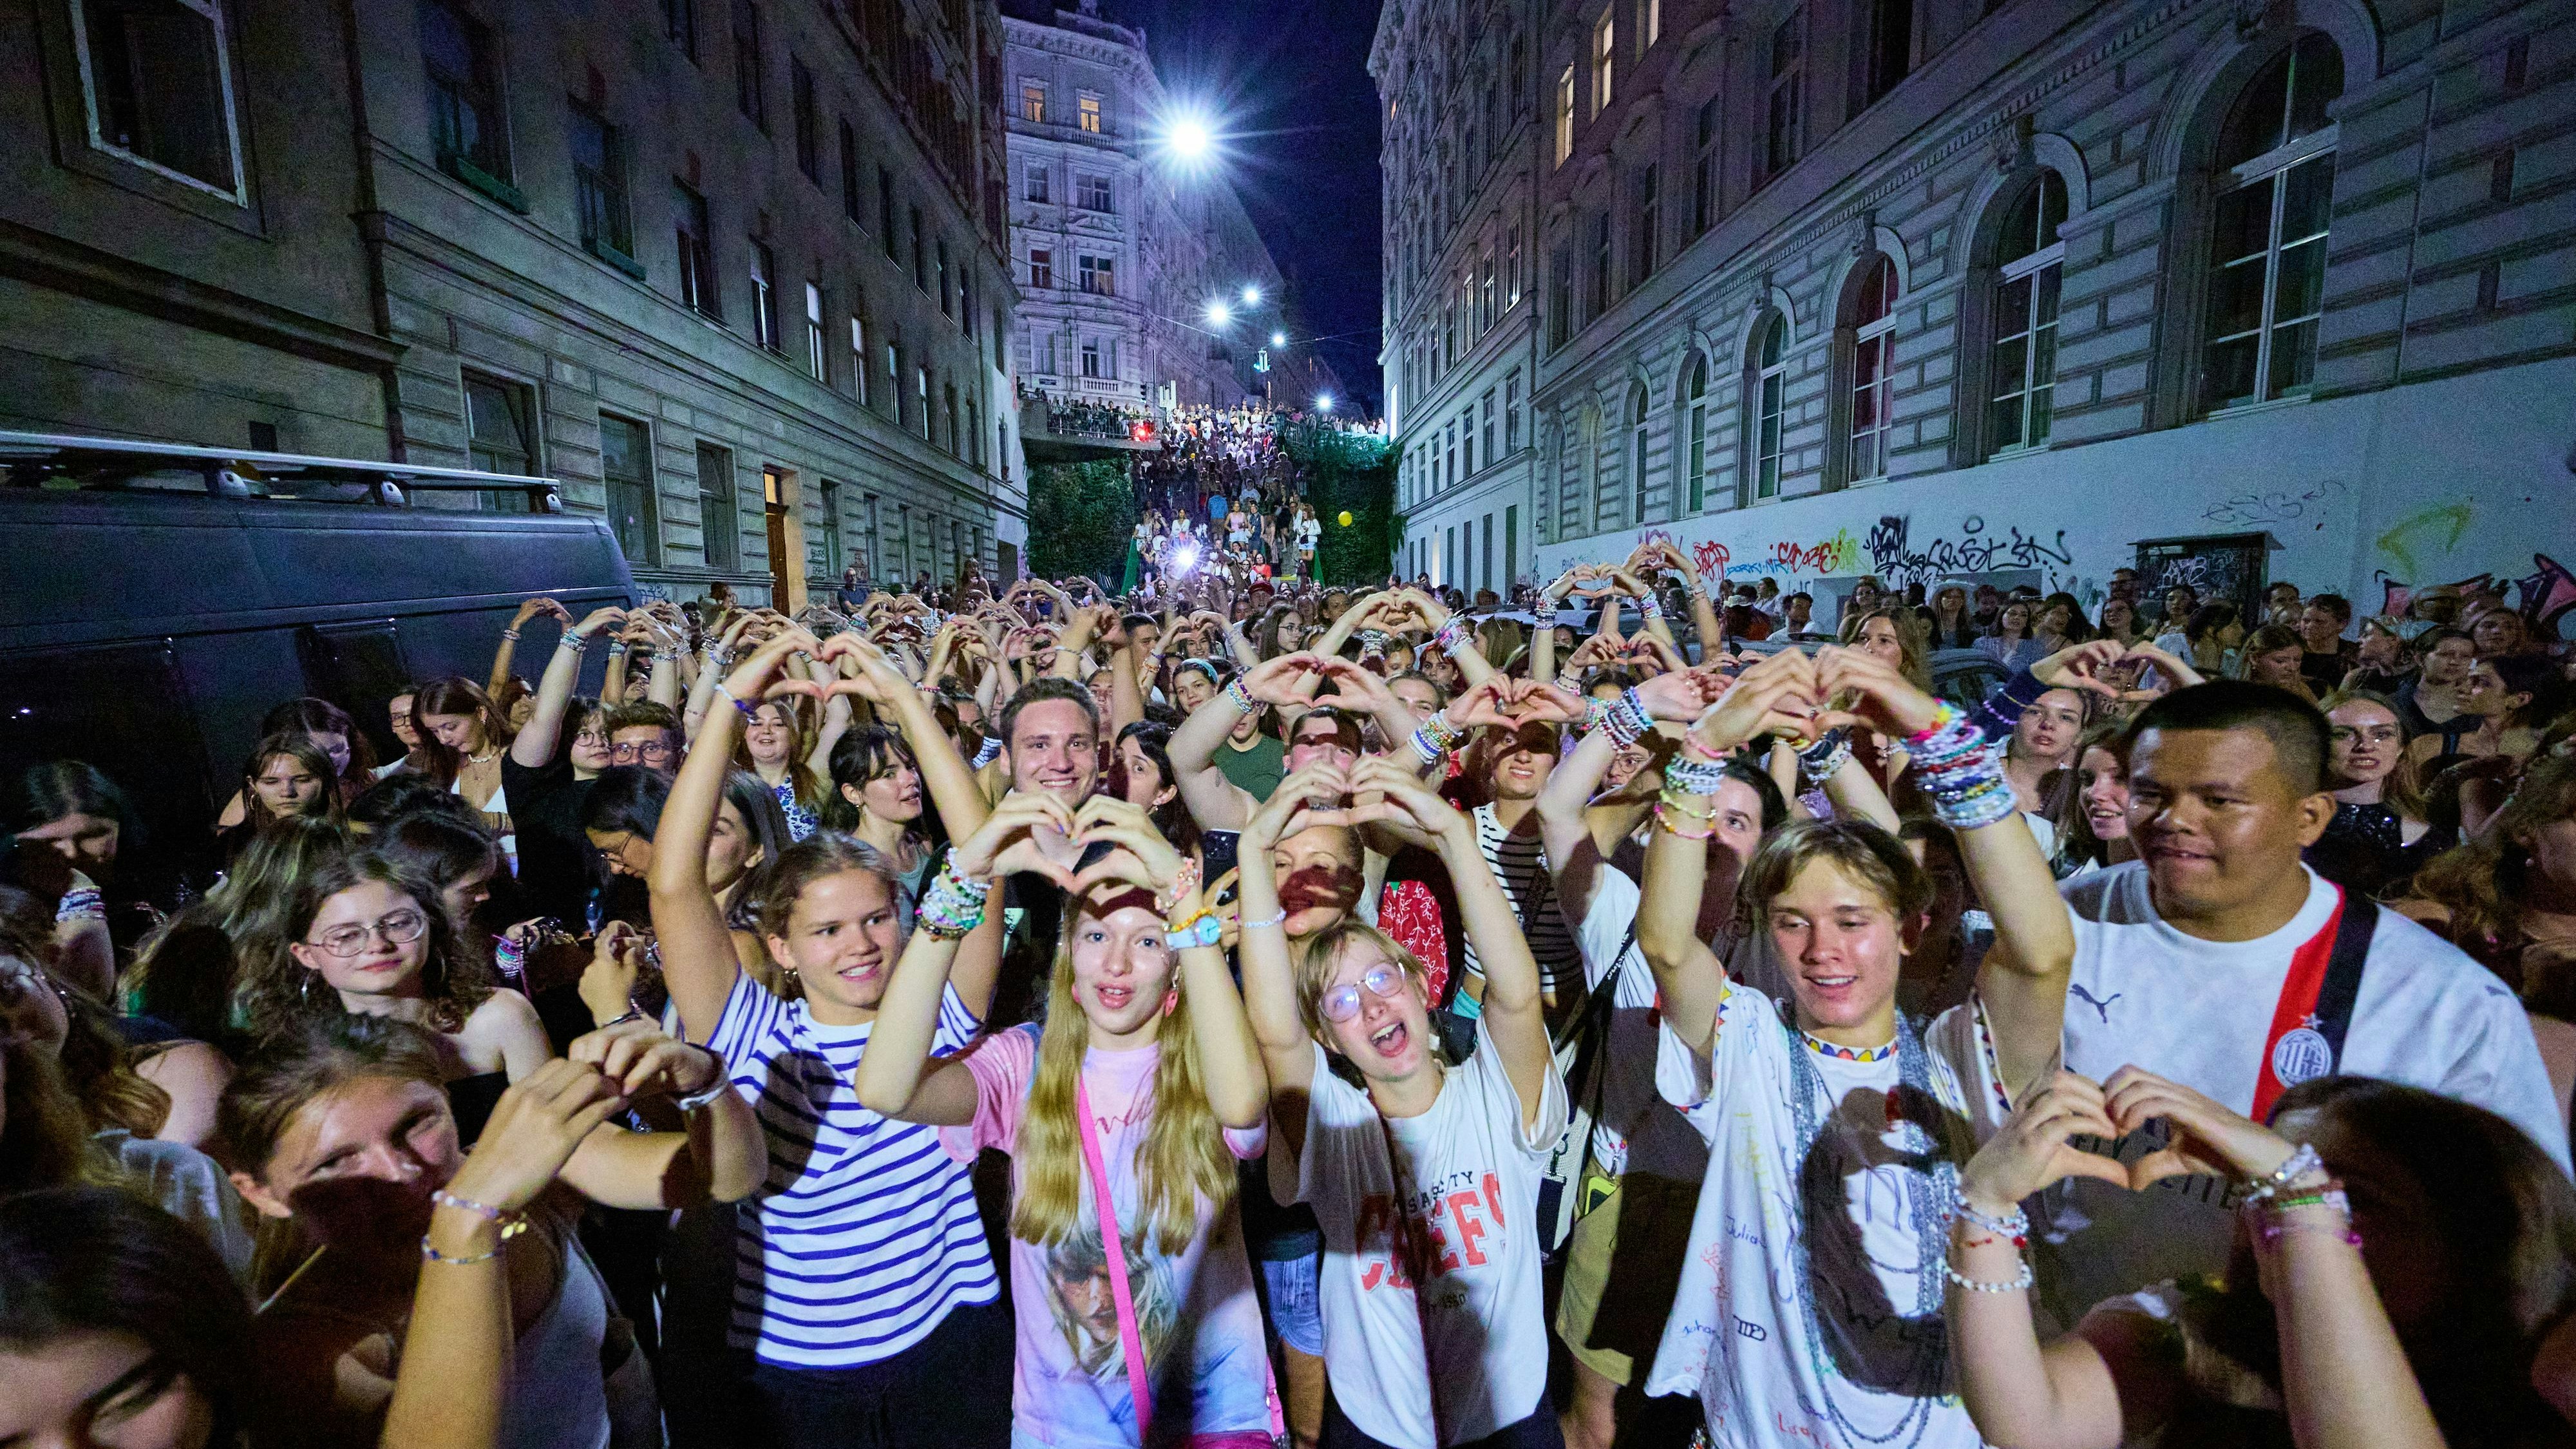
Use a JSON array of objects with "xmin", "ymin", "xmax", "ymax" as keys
[
  {"xmin": 1386, "ymin": 0, "xmax": 2576, "ymax": 627},
  {"xmin": 1001, "ymin": 0, "xmax": 1291, "ymax": 413},
  {"xmin": 2, "ymin": 0, "xmax": 1023, "ymax": 606}
]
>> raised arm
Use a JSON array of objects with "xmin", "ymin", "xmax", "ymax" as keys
[
  {"xmin": 1232, "ymin": 767, "xmax": 1348, "ymax": 1116},
  {"xmin": 558, "ymin": 1016, "xmax": 768, "ymax": 1208},
  {"xmin": 650, "ymin": 629, "xmax": 815, "ymax": 1039},
  {"xmin": 801, "ymin": 633, "xmax": 992, "ymax": 844},
  {"xmin": 1350, "ymin": 757, "xmax": 1553, "ymax": 1130},
  {"xmin": 1074, "ymin": 797, "xmax": 1269, "ymax": 1129},
  {"xmin": 1404, "ymin": 590, "xmax": 1496, "ymax": 688},
  {"xmin": 1170, "ymin": 653, "xmax": 1318, "ymax": 831},
  {"xmin": 488, "ymin": 597, "xmax": 557, "ymax": 699},
  {"xmin": 513, "ymin": 605, "xmax": 623, "ymax": 768}
]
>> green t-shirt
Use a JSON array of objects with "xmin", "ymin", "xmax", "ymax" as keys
[{"xmin": 1213, "ymin": 731, "xmax": 1285, "ymax": 798}]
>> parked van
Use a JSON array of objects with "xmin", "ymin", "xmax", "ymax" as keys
[{"xmin": 0, "ymin": 431, "xmax": 633, "ymax": 884}]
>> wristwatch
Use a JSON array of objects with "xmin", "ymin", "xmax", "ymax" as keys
[{"xmin": 1164, "ymin": 913, "xmax": 1225, "ymax": 951}]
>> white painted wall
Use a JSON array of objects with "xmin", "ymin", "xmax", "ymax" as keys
[{"xmin": 1535, "ymin": 356, "xmax": 2576, "ymax": 632}]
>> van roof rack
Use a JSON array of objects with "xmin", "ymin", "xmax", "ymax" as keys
[{"xmin": 0, "ymin": 430, "xmax": 562, "ymax": 511}]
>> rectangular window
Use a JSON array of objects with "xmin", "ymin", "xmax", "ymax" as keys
[
  {"xmin": 1480, "ymin": 249, "xmax": 1497, "ymax": 329},
  {"xmin": 663, "ymin": 0, "xmax": 696, "ymax": 61},
  {"xmin": 1554, "ymin": 64, "xmax": 1574, "ymax": 165},
  {"xmin": 803, "ymin": 281, "xmax": 826, "ymax": 380},
  {"xmin": 1861, "ymin": 0, "xmax": 1913, "ymax": 107},
  {"xmin": 914, "ymin": 365, "xmax": 930, "ymax": 439},
  {"xmin": 1588, "ymin": 209, "xmax": 1612, "ymax": 318},
  {"xmin": 1692, "ymin": 95, "xmax": 1720, "ymax": 232},
  {"xmin": 421, "ymin": 0, "xmax": 507, "ymax": 184},
  {"xmin": 1763, "ymin": 7, "xmax": 1806, "ymax": 182},
  {"xmin": 1481, "ymin": 390, "xmax": 1497, "ymax": 464},
  {"xmin": 1548, "ymin": 241, "xmax": 1572, "ymax": 346},
  {"xmin": 1077, "ymin": 254, "xmax": 1113, "ymax": 296},
  {"xmin": 839, "ymin": 119, "xmax": 861, "ymax": 222},
  {"xmin": 1504, "ymin": 371, "xmax": 1520, "ymax": 451},
  {"xmin": 696, "ymin": 440, "xmax": 735, "ymax": 571},
  {"xmin": 790, "ymin": 55, "xmax": 818, "ymax": 178},
  {"xmin": 936, "ymin": 238, "xmax": 951, "ymax": 315},
  {"xmin": 1591, "ymin": 8, "xmax": 1615, "ymax": 117},
  {"xmin": 815, "ymin": 478, "xmax": 842, "ymax": 578},
  {"xmin": 567, "ymin": 99, "xmax": 633, "ymax": 263},
  {"xmin": 1631, "ymin": 163, "xmax": 1658, "ymax": 283},
  {"xmin": 1506, "ymin": 226, "xmax": 1523, "ymax": 307},
  {"xmin": 1025, "ymin": 163, "xmax": 1048, "ymax": 202},
  {"xmin": 673, "ymin": 180, "xmax": 716, "ymax": 317},
  {"xmin": 1028, "ymin": 248, "xmax": 1053, "ymax": 289},
  {"xmin": 1075, "ymin": 173, "xmax": 1112, "ymax": 211},
  {"xmin": 849, "ymin": 314, "xmax": 868, "ymax": 402},
  {"xmin": 1462, "ymin": 411, "xmax": 1475, "ymax": 475},
  {"xmin": 1077, "ymin": 91, "xmax": 1102, "ymax": 133},
  {"xmin": 1504, "ymin": 504, "xmax": 1517, "ymax": 587},
  {"xmin": 75, "ymin": 0, "xmax": 243, "ymax": 198},
  {"xmin": 464, "ymin": 372, "xmax": 535, "ymax": 482},
  {"xmin": 909, "ymin": 205, "xmax": 924, "ymax": 290},
  {"xmin": 1081, "ymin": 336, "xmax": 1101, "ymax": 377},
  {"xmin": 878, "ymin": 167, "xmax": 896, "ymax": 260},
  {"xmin": 943, "ymin": 381, "xmax": 960, "ymax": 454},
  {"xmin": 1482, "ymin": 513, "xmax": 1493, "ymax": 594},
  {"xmin": 1020, "ymin": 82, "xmax": 1045, "ymax": 123},
  {"xmin": 1638, "ymin": 0, "xmax": 1660, "ymax": 53},
  {"xmin": 730, "ymin": 0, "xmax": 764, "ymax": 129},
  {"xmin": 598, "ymin": 413, "xmax": 658, "ymax": 564},
  {"xmin": 748, "ymin": 238, "xmax": 777, "ymax": 350}
]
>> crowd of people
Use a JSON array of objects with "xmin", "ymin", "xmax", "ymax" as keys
[
  {"xmin": 7, "ymin": 535, "xmax": 2576, "ymax": 1449},
  {"xmin": 1127, "ymin": 405, "xmax": 1324, "ymax": 592}
]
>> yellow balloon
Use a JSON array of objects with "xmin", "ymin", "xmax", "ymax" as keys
[{"xmin": 1336, "ymin": 510, "xmax": 1354, "ymax": 527}]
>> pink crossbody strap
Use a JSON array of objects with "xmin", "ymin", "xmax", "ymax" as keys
[{"xmin": 1075, "ymin": 1074, "xmax": 1159, "ymax": 1444}]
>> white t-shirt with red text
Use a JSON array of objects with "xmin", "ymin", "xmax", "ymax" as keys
[{"xmin": 1289, "ymin": 1019, "xmax": 1569, "ymax": 1449}]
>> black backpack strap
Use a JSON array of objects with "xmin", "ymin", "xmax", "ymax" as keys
[{"xmin": 2313, "ymin": 895, "xmax": 2378, "ymax": 1072}]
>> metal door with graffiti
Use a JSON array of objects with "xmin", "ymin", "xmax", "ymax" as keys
[{"xmin": 2134, "ymin": 532, "xmax": 2269, "ymax": 624}]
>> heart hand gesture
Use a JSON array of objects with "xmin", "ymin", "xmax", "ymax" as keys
[{"xmin": 1956, "ymin": 1071, "xmax": 2130, "ymax": 1217}]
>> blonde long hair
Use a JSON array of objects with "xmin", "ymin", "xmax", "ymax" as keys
[{"xmin": 1011, "ymin": 896, "xmax": 1237, "ymax": 1256}]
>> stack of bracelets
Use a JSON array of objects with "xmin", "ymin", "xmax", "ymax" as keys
[
  {"xmin": 422, "ymin": 1188, "xmax": 527, "ymax": 1265},
  {"xmin": 1224, "ymin": 677, "xmax": 1256, "ymax": 716},
  {"xmin": 1657, "ymin": 750, "xmax": 1728, "ymax": 839},
  {"xmin": 1942, "ymin": 1179, "xmax": 2037, "ymax": 1293},
  {"xmin": 2238, "ymin": 1142, "xmax": 2361, "ymax": 1247},
  {"xmin": 1582, "ymin": 687, "xmax": 1654, "ymax": 750},
  {"xmin": 1905, "ymin": 701, "xmax": 2018, "ymax": 830},
  {"xmin": 1797, "ymin": 728, "xmax": 1854, "ymax": 787},
  {"xmin": 917, "ymin": 860, "xmax": 993, "ymax": 940},
  {"xmin": 1431, "ymin": 614, "xmax": 1473, "ymax": 658},
  {"xmin": 1410, "ymin": 710, "xmax": 1468, "ymax": 768},
  {"xmin": 1638, "ymin": 591, "xmax": 1665, "ymax": 621}
]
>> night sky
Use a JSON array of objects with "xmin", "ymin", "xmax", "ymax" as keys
[{"xmin": 1101, "ymin": 0, "xmax": 1387, "ymax": 415}]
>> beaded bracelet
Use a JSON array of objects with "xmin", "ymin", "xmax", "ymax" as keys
[
  {"xmin": 1944, "ymin": 1258, "xmax": 2035, "ymax": 1294},
  {"xmin": 1599, "ymin": 688, "xmax": 1653, "ymax": 750},
  {"xmin": 2240, "ymin": 1142, "xmax": 2327, "ymax": 1202},
  {"xmin": 1654, "ymin": 800, "xmax": 1716, "ymax": 838},
  {"xmin": 500, "ymin": 628, "xmax": 522, "ymax": 641},
  {"xmin": 1155, "ymin": 858, "xmax": 1204, "ymax": 918},
  {"xmin": 1662, "ymin": 753, "xmax": 1729, "ymax": 797},
  {"xmin": 1223, "ymin": 677, "xmax": 1256, "ymax": 715},
  {"xmin": 493, "ymin": 933, "xmax": 526, "ymax": 982},
  {"xmin": 1945, "ymin": 1179, "xmax": 2032, "ymax": 1247},
  {"xmin": 1582, "ymin": 697, "xmax": 1613, "ymax": 737},
  {"xmin": 1432, "ymin": 615, "xmax": 1472, "ymax": 656},
  {"xmin": 558, "ymin": 633, "xmax": 589, "ymax": 652},
  {"xmin": 605, "ymin": 643, "xmax": 627, "ymax": 658},
  {"xmin": 1638, "ymin": 593, "xmax": 1665, "ymax": 621},
  {"xmin": 1239, "ymin": 907, "xmax": 1288, "ymax": 931},
  {"xmin": 713, "ymin": 681, "xmax": 759, "ymax": 719},
  {"xmin": 1797, "ymin": 729, "xmax": 1854, "ymax": 787},
  {"xmin": 1409, "ymin": 726, "xmax": 1446, "ymax": 768},
  {"xmin": 430, "ymin": 1187, "xmax": 522, "ymax": 1226},
  {"xmin": 1656, "ymin": 789, "xmax": 1717, "ymax": 820},
  {"xmin": 1422, "ymin": 712, "xmax": 1468, "ymax": 754},
  {"xmin": 916, "ymin": 862, "xmax": 992, "ymax": 940}
]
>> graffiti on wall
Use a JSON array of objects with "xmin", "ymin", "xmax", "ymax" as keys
[
  {"xmin": 1862, "ymin": 515, "xmax": 2074, "ymax": 588},
  {"xmin": 1636, "ymin": 527, "xmax": 1863, "ymax": 585},
  {"xmin": 2373, "ymin": 502, "xmax": 2477, "ymax": 579},
  {"xmin": 2199, "ymin": 482, "xmax": 2342, "ymax": 529},
  {"xmin": 2378, "ymin": 554, "xmax": 2576, "ymax": 635}
]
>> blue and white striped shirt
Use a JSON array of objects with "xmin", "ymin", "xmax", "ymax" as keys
[{"xmin": 706, "ymin": 972, "xmax": 999, "ymax": 1368}]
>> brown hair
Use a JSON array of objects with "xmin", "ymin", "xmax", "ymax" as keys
[
  {"xmin": 218, "ymin": 1013, "xmax": 450, "ymax": 1178},
  {"xmin": 237, "ymin": 851, "xmax": 494, "ymax": 1040},
  {"xmin": 240, "ymin": 732, "xmax": 346, "ymax": 833},
  {"xmin": 744, "ymin": 830, "xmax": 896, "ymax": 953},
  {"xmin": 1837, "ymin": 606, "xmax": 1933, "ymax": 692},
  {"xmin": 1738, "ymin": 819, "xmax": 1933, "ymax": 929},
  {"xmin": 2316, "ymin": 688, "xmax": 2427, "ymax": 820},
  {"xmin": 410, "ymin": 677, "xmax": 517, "ymax": 786},
  {"xmin": 0, "ymin": 1036, "xmax": 119, "ymax": 1194},
  {"xmin": 2411, "ymin": 754, "xmax": 2576, "ymax": 987}
]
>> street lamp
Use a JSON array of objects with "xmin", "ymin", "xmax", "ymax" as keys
[
  {"xmin": 1165, "ymin": 114, "xmax": 1215, "ymax": 163},
  {"xmin": 1269, "ymin": 330, "xmax": 1286, "ymax": 347},
  {"xmin": 1241, "ymin": 285, "xmax": 1262, "ymax": 306},
  {"xmin": 1205, "ymin": 301, "xmax": 1232, "ymax": 327},
  {"xmin": 1316, "ymin": 394, "xmax": 1334, "ymax": 413}
]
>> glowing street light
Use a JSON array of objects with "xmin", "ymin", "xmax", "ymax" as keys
[
  {"xmin": 1241, "ymin": 285, "xmax": 1262, "ymax": 306},
  {"xmin": 1316, "ymin": 394, "xmax": 1335, "ymax": 413},
  {"xmin": 1164, "ymin": 113, "xmax": 1215, "ymax": 164},
  {"xmin": 1269, "ymin": 330, "xmax": 1287, "ymax": 347},
  {"xmin": 1205, "ymin": 301, "xmax": 1232, "ymax": 327}
]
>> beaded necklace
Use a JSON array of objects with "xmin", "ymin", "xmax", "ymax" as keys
[{"xmin": 1776, "ymin": 1003, "xmax": 1960, "ymax": 1448}]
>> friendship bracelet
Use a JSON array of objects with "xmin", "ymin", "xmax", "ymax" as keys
[
  {"xmin": 1638, "ymin": 593, "xmax": 1665, "ymax": 621},
  {"xmin": 1432, "ymin": 615, "xmax": 1472, "ymax": 656},
  {"xmin": 500, "ymin": 628, "xmax": 522, "ymax": 641},
  {"xmin": 916, "ymin": 860, "xmax": 993, "ymax": 940},
  {"xmin": 422, "ymin": 1236, "xmax": 511, "ymax": 1265},
  {"xmin": 430, "ymin": 1188, "xmax": 527, "ymax": 1231},
  {"xmin": 1224, "ymin": 677, "xmax": 1257, "ymax": 715},
  {"xmin": 1239, "ymin": 907, "xmax": 1288, "ymax": 931},
  {"xmin": 713, "ymin": 681, "xmax": 759, "ymax": 719},
  {"xmin": 1653, "ymin": 802, "xmax": 1716, "ymax": 839},
  {"xmin": 1944, "ymin": 1180, "xmax": 2031, "ymax": 1246},
  {"xmin": 1944, "ymin": 1258, "xmax": 2035, "ymax": 1294},
  {"xmin": 2240, "ymin": 1143, "xmax": 2327, "ymax": 1202},
  {"xmin": 1656, "ymin": 789, "xmax": 1717, "ymax": 820},
  {"xmin": 1154, "ymin": 858, "xmax": 1204, "ymax": 918},
  {"xmin": 558, "ymin": 633, "xmax": 589, "ymax": 652},
  {"xmin": 1662, "ymin": 753, "xmax": 1728, "ymax": 796},
  {"xmin": 1410, "ymin": 725, "xmax": 1447, "ymax": 768},
  {"xmin": 2258, "ymin": 1217, "xmax": 2363, "ymax": 1249},
  {"xmin": 1797, "ymin": 730, "xmax": 1855, "ymax": 787},
  {"xmin": 1600, "ymin": 688, "xmax": 1653, "ymax": 750},
  {"xmin": 605, "ymin": 642, "xmax": 627, "ymax": 658}
]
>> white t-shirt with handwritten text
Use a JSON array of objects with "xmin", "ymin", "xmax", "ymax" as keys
[
  {"xmin": 1645, "ymin": 987, "xmax": 2011, "ymax": 1449},
  {"xmin": 1289, "ymin": 1019, "xmax": 1568, "ymax": 1449}
]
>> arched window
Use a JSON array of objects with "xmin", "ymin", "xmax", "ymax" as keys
[
  {"xmin": 1629, "ymin": 386, "xmax": 1651, "ymax": 523},
  {"xmin": 1747, "ymin": 314, "xmax": 1786, "ymax": 502},
  {"xmin": 1844, "ymin": 254, "xmax": 1898, "ymax": 482},
  {"xmin": 1684, "ymin": 355, "xmax": 1709, "ymax": 511},
  {"xmin": 2202, "ymin": 32, "xmax": 2342, "ymax": 412},
  {"xmin": 1989, "ymin": 171, "xmax": 2067, "ymax": 453}
]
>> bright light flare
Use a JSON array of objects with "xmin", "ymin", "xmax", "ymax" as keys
[
  {"xmin": 1316, "ymin": 394, "xmax": 1334, "ymax": 413},
  {"xmin": 1205, "ymin": 301, "xmax": 1232, "ymax": 327},
  {"xmin": 1241, "ymin": 285, "xmax": 1262, "ymax": 306},
  {"xmin": 1166, "ymin": 115, "xmax": 1215, "ymax": 162},
  {"xmin": 1269, "ymin": 330, "xmax": 1287, "ymax": 347},
  {"xmin": 1172, "ymin": 543, "xmax": 1200, "ymax": 574}
]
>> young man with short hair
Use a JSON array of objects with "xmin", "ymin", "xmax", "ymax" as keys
[
  {"xmin": 2038, "ymin": 680, "xmax": 2567, "ymax": 1321},
  {"xmin": 2295, "ymin": 591, "xmax": 2358, "ymax": 694}
]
